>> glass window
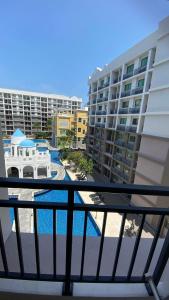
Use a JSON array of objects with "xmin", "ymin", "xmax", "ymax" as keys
[
  {"xmin": 129, "ymin": 135, "xmax": 136, "ymax": 143},
  {"xmin": 99, "ymin": 106, "xmax": 102, "ymax": 110},
  {"xmin": 83, "ymin": 120, "xmax": 86, "ymax": 125},
  {"xmin": 78, "ymin": 128, "xmax": 81, "ymax": 132},
  {"xmin": 26, "ymin": 149, "xmax": 29, "ymax": 156},
  {"xmin": 126, "ymin": 64, "xmax": 134, "ymax": 74},
  {"xmin": 78, "ymin": 118, "xmax": 82, "ymax": 122},
  {"xmin": 120, "ymin": 118, "xmax": 127, "ymax": 125},
  {"xmin": 83, "ymin": 130, "xmax": 85, "ymax": 134},
  {"xmin": 124, "ymin": 83, "xmax": 132, "ymax": 91},
  {"xmin": 12, "ymin": 147, "xmax": 14, "ymax": 156},
  {"xmin": 138, "ymin": 79, "xmax": 144, "ymax": 88},
  {"xmin": 122, "ymin": 101, "xmax": 129, "ymax": 108},
  {"xmin": 132, "ymin": 118, "xmax": 138, "ymax": 125},
  {"xmin": 134, "ymin": 99, "xmax": 141, "ymax": 107},
  {"xmin": 141, "ymin": 57, "xmax": 148, "ymax": 68}
]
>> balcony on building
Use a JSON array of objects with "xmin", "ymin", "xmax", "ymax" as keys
[
  {"xmin": 95, "ymin": 122, "xmax": 105, "ymax": 128},
  {"xmin": 95, "ymin": 110, "xmax": 107, "ymax": 115},
  {"xmin": 123, "ymin": 63, "xmax": 134, "ymax": 80}
]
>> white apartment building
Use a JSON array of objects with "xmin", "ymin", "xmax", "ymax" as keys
[
  {"xmin": 87, "ymin": 16, "xmax": 169, "ymax": 201},
  {"xmin": 0, "ymin": 88, "xmax": 82, "ymax": 136}
]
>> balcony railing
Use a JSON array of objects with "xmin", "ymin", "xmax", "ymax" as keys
[
  {"xmin": 126, "ymin": 125, "xmax": 137, "ymax": 133},
  {"xmin": 97, "ymin": 97, "xmax": 108, "ymax": 103},
  {"xmin": 129, "ymin": 107, "xmax": 140, "ymax": 114},
  {"xmin": 134, "ymin": 65, "xmax": 147, "ymax": 75},
  {"xmin": 131, "ymin": 87, "xmax": 144, "ymax": 95},
  {"xmin": 119, "ymin": 108, "xmax": 129, "ymax": 114},
  {"xmin": 95, "ymin": 122, "xmax": 105, "ymax": 128},
  {"xmin": 121, "ymin": 90, "xmax": 131, "ymax": 98},
  {"xmin": 112, "ymin": 77, "xmax": 121, "ymax": 84},
  {"xmin": 117, "ymin": 124, "xmax": 126, "ymax": 131},
  {"xmin": 114, "ymin": 139, "xmax": 127, "ymax": 147},
  {"xmin": 110, "ymin": 109, "xmax": 117, "ymax": 115},
  {"xmin": 123, "ymin": 71, "xmax": 134, "ymax": 80},
  {"xmin": 1, "ymin": 178, "xmax": 169, "ymax": 296},
  {"xmin": 95, "ymin": 111, "xmax": 107, "ymax": 115},
  {"xmin": 111, "ymin": 93, "xmax": 119, "ymax": 100}
]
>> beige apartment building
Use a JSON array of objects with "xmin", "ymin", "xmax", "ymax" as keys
[
  {"xmin": 0, "ymin": 88, "xmax": 82, "ymax": 136},
  {"xmin": 87, "ymin": 16, "xmax": 169, "ymax": 211}
]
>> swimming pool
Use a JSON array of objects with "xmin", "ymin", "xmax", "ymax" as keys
[
  {"xmin": 10, "ymin": 150, "xmax": 100, "ymax": 236},
  {"xmin": 37, "ymin": 147, "xmax": 48, "ymax": 152},
  {"xmin": 35, "ymin": 151, "xmax": 100, "ymax": 236}
]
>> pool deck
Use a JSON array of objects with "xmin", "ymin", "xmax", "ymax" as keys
[{"xmin": 62, "ymin": 162, "xmax": 152, "ymax": 239}]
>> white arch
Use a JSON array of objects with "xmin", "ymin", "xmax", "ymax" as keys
[
  {"xmin": 23, "ymin": 166, "xmax": 34, "ymax": 178},
  {"xmin": 7, "ymin": 167, "xmax": 19, "ymax": 178},
  {"xmin": 37, "ymin": 166, "xmax": 47, "ymax": 178}
]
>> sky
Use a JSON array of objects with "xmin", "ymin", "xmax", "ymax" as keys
[{"xmin": 0, "ymin": 0, "xmax": 169, "ymax": 105}]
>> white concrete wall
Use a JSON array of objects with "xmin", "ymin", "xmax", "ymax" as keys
[{"xmin": 0, "ymin": 124, "xmax": 12, "ymax": 242}]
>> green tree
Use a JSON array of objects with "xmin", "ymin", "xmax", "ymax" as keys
[
  {"xmin": 65, "ymin": 128, "xmax": 76, "ymax": 148},
  {"xmin": 79, "ymin": 157, "xmax": 93, "ymax": 177},
  {"xmin": 32, "ymin": 122, "xmax": 41, "ymax": 130}
]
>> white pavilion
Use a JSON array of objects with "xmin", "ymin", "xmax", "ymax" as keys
[{"xmin": 4, "ymin": 129, "xmax": 51, "ymax": 179}]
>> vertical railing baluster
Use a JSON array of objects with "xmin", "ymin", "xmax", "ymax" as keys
[
  {"xmin": 127, "ymin": 214, "xmax": 145, "ymax": 280},
  {"xmin": 143, "ymin": 215, "xmax": 164, "ymax": 278},
  {"xmin": 96, "ymin": 212, "xmax": 107, "ymax": 280},
  {"xmin": 80, "ymin": 211, "xmax": 88, "ymax": 280},
  {"xmin": 112, "ymin": 213, "xmax": 126, "ymax": 280},
  {"xmin": 33, "ymin": 208, "xmax": 40, "ymax": 278},
  {"xmin": 63, "ymin": 189, "xmax": 74, "ymax": 296},
  {"xmin": 153, "ymin": 218, "xmax": 169, "ymax": 286},
  {"xmin": 0, "ymin": 218, "xmax": 8, "ymax": 275},
  {"xmin": 14, "ymin": 207, "xmax": 24, "ymax": 276},
  {"xmin": 53, "ymin": 208, "xmax": 56, "ymax": 278}
]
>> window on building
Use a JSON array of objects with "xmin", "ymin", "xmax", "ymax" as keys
[
  {"xmin": 12, "ymin": 147, "xmax": 14, "ymax": 156},
  {"xmin": 122, "ymin": 101, "xmax": 129, "ymax": 108},
  {"xmin": 26, "ymin": 149, "xmax": 29, "ymax": 156},
  {"xmin": 99, "ymin": 106, "xmax": 102, "ymax": 110},
  {"xmin": 134, "ymin": 99, "xmax": 141, "ymax": 107},
  {"xmin": 129, "ymin": 135, "xmax": 136, "ymax": 142},
  {"xmin": 83, "ymin": 120, "xmax": 86, "ymax": 125},
  {"xmin": 132, "ymin": 118, "xmax": 138, "ymax": 125},
  {"xmin": 20, "ymin": 150, "xmax": 23, "ymax": 156},
  {"xmin": 100, "ymin": 93, "xmax": 103, "ymax": 98},
  {"xmin": 98, "ymin": 118, "xmax": 101, "ymax": 122},
  {"xmin": 124, "ymin": 83, "xmax": 132, "ymax": 91},
  {"xmin": 126, "ymin": 64, "xmax": 134, "ymax": 74},
  {"xmin": 137, "ymin": 79, "xmax": 144, "ymax": 88},
  {"xmin": 83, "ymin": 130, "xmax": 85, "ymax": 134},
  {"xmin": 78, "ymin": 137, "xmax": 81, "ymax": 141},
  {"xmin": 78, "ymin": 118, "xmax": 82, "ymax": 122},
  {"xmin": 141, "ymin": 56, "xmax": 148, "ymax": 68},
  {"xmin": 100, "ymin": 79, "xmax": 104, "ymax": 87},
  {"xmin": 120, "ymin": 118, "xmax": 127, "ymax": 125},
  {"xmin": 78, "ymin": 128, "xmax": 81, "ymax": 132}
]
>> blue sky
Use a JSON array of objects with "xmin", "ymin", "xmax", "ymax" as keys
[{"xmin": 0, "ymin": 0, "xmax": 169, "ymax": 104}]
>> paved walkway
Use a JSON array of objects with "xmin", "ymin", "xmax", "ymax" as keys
[
  {"xmin": 9, "ymin": 188, "xmax": 34, "ymax": 233},
  {"xmin": 62, "ymin": 161, "xmax": 152, "ymax": 238}
]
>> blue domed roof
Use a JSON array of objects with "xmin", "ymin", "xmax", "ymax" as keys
[
  {"xmin": 12, "ymin": 129, "xmax": 25, "ymax": 137},
  {"xmin": 19, "ymin": 139, "xmax": 36, "ymax": 148}
]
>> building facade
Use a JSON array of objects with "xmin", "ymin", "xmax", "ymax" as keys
[
  {"xmin": 53, "ymin": 108, "xmax": 88, "ymax": 149},
  {"xmin": 5, "ymin": 129, "xmax": 51, "ymax": 178},
  {"xmin": 0, "ymin": 88, "xmax": 82, "ymax": 136},
  {"xmin": 87, "ymin": 16, "xmax": 169, "ymax": 192}
]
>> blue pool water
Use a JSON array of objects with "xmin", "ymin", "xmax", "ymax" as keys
[
  {"xmin": 38, "ymin": 147, "xmax": 48, "ymax": 152},
  {"xmin": 10, "ymin": 150, "xmax": 100, "ymax": 236},
  {"xmin": 35, "ymin": 175, "xmax": 100, "ymax": 236},
  {"xmin": 32, "ymin": 139, "xmax": 47, "ymax": 143}
]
